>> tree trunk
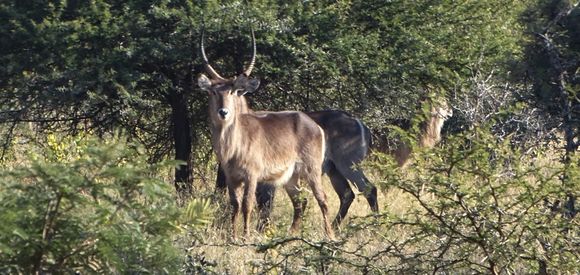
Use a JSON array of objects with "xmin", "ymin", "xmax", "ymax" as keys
[{"xmin": 169, "ymin": 91, "xmax": 194, "ymax": 198}]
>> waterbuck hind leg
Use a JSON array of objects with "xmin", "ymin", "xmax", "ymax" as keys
[
  {"xmin": 334, "ymin": 162, "xmax": 379, "ymax": 213},
  {"xmin": 256, "ymin": 183, "xmax": 276, "ymax": 232},
  {"xmin": 362, "ymin": 174, "xmax": 379, "ymax": 212},
  {"xmin": 306, "ymin": 172, "xmax": 336, "ymax": 240},
  {"xmin": 326, "ymin": 162, "xmax": 355, "ymax": 228},
  {"xmin": 284, "ymin": 174, "xmax": 306, "ymax": 234}
]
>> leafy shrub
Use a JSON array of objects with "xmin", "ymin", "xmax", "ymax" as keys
[
  {"xmin": 0, "ymin": 136, "xmax": 184, "ymax": 274},
  {"xmin": 254, "ymin": 126, "xmax": 578, "ymax": 274},
  {"xmin": 370, "ymin": 126, "xmax": 577, "ymax": 274}
]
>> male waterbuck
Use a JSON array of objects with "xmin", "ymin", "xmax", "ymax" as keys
[{"xmin": 199, "ymin": 29, "xmax": 335, "ymax": 239}]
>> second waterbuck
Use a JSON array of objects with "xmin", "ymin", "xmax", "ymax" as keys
[{"xmin": 198, "ymin": 29, "xmax": 335, "ymax": 239}]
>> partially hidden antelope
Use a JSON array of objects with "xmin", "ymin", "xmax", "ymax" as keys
[
  {"xmin": 198, "ymin": 29, "xmax": 335, "ymax": 239},
  {"xmin": 376, "ymin": 99, "xmax": 453, "ymax": 168}
]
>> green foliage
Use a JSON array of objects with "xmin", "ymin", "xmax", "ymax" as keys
[
  {"xmin": 373, "ymin": 126, "xmax": 577, "ymax": 273},
  {"xmin": 187, "ymin": 0, "xmax": 529, "ymax": 161},
  {"xmin": 0, "ymin": 1, "xmax": 576, "ymax": 272},
  {"xmin": 0, "ymin": 0, "xmax": 529, "ymax": 165},
  {"xmin": 0, "ymin": 136, "xmax": 185, "ymax": 274},
  {"xmin": 254, "ymin": 126, "xmax": 578, "ymax": 274},
  {"xmin": 0, "ymin": 0, "xmax": 206, "ymax": 166},
  {"xmin": 182, "ymin": 198, "xmax": 214, "ymax": 228}
]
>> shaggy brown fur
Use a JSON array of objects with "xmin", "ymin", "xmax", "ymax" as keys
[{"xmin": 253, "ymin": 101, "xmax": 451, "ymax": 230}]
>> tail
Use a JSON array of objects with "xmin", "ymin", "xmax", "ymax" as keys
[
  {"xmin": 356, "ymin": 119, "xmax": 373, "ymax": 157},
  {"xmin": 365, "ymin": 124, "xmax": 373, "ymax": 155}
]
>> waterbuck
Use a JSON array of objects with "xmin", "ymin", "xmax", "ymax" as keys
[
  {"xmin": 199, "ymin": 29, "xmax": 335, "ymax": 239},
  {"xmin": 377, "ymin": 100, "xmax": 453, "ymax": 167}
]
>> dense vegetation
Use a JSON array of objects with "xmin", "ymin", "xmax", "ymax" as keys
[{"xmin": 1, "ymin": 0, "xmax": 578, "ymax": 273}]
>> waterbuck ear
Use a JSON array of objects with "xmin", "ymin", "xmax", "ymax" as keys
[
  {"xmin": 234, "ymin": 75, "xmax": 260, "ymax": 94},
  {"xmin": 246, "ymin": 78, "xmax": 260, "ymax": 93},
  {"xmin": 198, "ymin": 74, "xmax": 212, "ymax": 91}
]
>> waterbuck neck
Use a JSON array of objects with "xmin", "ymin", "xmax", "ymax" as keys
[
  {"xmin": 210, "ymin": 102, "xmax": 249, "ymax": 165},
  {"xmin": 418, "ymin": 106, "xmax": 447, "ymax": 148}
]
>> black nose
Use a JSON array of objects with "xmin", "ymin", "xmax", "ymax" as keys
[{"xmin": 218, "ymin": 108, "xmax": 229, "ymax": 118}]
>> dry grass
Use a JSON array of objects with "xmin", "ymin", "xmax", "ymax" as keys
[{"xmin": 181, "ymin": 172, "xmax": 414, "ymax": 273}]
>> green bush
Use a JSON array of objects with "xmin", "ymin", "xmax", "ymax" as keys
[
  {"xmin": 370, "ymin": 126, "xmax": 578, "ymax": 274},
  {"xmin": 0, "ymin": 136, "xmax": 184, "ymax": 274},
  {"xmin": 254, "ymin": 126, "xmax": 578, "ymax": 274}
]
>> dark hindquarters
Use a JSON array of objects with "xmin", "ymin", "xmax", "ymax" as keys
[{"xmin": 256, "ymin": 183, "xmax": 277, "ymax": 232}]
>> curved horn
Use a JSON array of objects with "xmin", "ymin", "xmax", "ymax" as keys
[
  {"xmin": 200, "ymin": 29, "xmax": 226, "ymax": 81},
  {"xmin": 243, "ymin": 27, "xmax": 256, "ymax": 77}
]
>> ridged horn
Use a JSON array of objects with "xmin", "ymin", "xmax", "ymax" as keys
[
  {"xmin": 200, "ymin": 29, "xmax": 226, "ymax": 81},
  {"xmin": 243, "ymin": 27, "xmax": 256, "ymax": 77}
]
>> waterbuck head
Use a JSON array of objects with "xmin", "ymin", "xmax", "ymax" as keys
[{"xmin": 197, "ymin": 28, "xmax": 259, "ymax": 127}]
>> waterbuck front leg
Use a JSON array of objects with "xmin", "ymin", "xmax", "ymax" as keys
[
  {"xmin": 215, "ymin": 164, "xmax": 227, "ymax": 193},
  {"xmin": 242, "ymin": 178, "xmax": 258, "ymax": 237},
  {"xmin": 227, "ymin": 181, "xmax": 244, "ymax": 240}
]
